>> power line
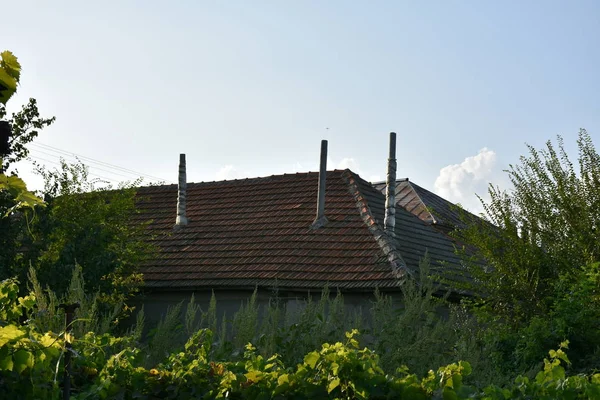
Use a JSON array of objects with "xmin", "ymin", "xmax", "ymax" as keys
[
  {"xmin": 29, "ymin": 155, "xmax": 120, "ymax": 184},
  {"xmin": 28, "ymin": 155, "xmax": 121, "ymax": 184},
  {"xmin": 29, "ymin": 148, "xmax": 143, "ymax": 181},
  {"xmin": 29, "ymin": 142, "xmax": 173, "ymax": 183},
  {"xmin": 30, "ymin": 142, "xmax": 171, "ymax": 183}
]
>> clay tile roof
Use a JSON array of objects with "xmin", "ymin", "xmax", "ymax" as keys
[{"xmin": 134, "ymin": 170, "xmax": 465, "ymax": 291}]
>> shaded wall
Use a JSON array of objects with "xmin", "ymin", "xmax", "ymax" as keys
[{"xmin": 132, "ymin": 287, "xmax": 405, "ymax": 327}]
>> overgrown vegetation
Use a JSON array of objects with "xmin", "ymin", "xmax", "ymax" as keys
[
  {"xmin": 0, "ymin": 154, "xmax": 153, "ymax": 305},
  {"xmin": 24, "ymin": 159, "xmax": 152, "ymax": 303},
  {"xmin": 2, "ymin": 273, "xmax": 600, "ymax": 399},
  {"xmin": 457, "ymin": 130, "xmax": 600, "ymax": 377},
  {"xmin": 0, "ymin": 55, "xmax": 151, "ymax": 311},
  {"xmin": 2, "ymin": 50, "xmax": 600, "ymax": 398}
]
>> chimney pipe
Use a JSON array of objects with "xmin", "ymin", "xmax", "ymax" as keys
[
  {"xmin": 311, "ymin": 140, "xmax": 328, "ymax": 229},
  {"xmin": 176, "ymin": 153, "xmax": 188, "ymax": 226},
  {"xmin": 384, "ymin": 132, "xmax": 397, "ymax": 237}
]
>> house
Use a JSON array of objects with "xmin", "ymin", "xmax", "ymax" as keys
[{"xmin": 133, "ymin": 134, "xmax": 476, "ymax": 317}]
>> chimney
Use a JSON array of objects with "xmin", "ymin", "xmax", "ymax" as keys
[
  {"xmin": 311, "ymin": 140, "xmax": 328, "ymax": 229},
  {"xmin": 175, "ymin": 153, "xmax": 188, "ymax": 226},
  {"xmin": 384, "ymin": 132, "xmax": 397, "ymax": 237}
]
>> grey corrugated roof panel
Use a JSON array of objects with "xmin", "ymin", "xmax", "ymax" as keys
[{"xmin": 372, "ymin": 179, "xmax": 489, "ymax": 230}]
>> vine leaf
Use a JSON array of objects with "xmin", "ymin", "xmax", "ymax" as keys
[
  {"xmin": 0, "ymin": 325, "xmax": 26, "ymax": 347},
  {"xmin": 304, "ymin": 351, "xmax": 319, "ymax": 369},
  {"xmin": 0, "ymin": 174, "xmax": 45, "ymax": 215},
  {"xmin": 13, "ymin": 349, "xmax": 34, "ymax": 373},
  {"xmin": 0, "ymin": 51, "xmax": 21, "ymax": 80},
  {"xmin": 0, "ymin": 51, "xmax": 20, "ymax": 105}
]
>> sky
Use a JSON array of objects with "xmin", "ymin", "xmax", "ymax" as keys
[{"xmin": 4, "ymin": 1, "xmax": 600, "ymax": 213}]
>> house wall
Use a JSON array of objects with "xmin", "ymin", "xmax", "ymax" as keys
[{"xmin": 131, "ymin": 288, "xmax": 405, "ymax": 328}]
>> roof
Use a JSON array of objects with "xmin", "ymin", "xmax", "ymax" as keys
[
  {"xmin": 372, "ymin": 179, "xmax": 483, "ymax": 233},
  {"xmin": 134, "ymin": 170, "xmax": 465, "ymax": 291}
]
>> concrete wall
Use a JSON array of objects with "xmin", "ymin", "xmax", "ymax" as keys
[{"xmin": 131, "ymin": 287, "xmax": 405, "ymax": 328}]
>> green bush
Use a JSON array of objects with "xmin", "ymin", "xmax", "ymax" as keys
[
  {"xmin": 0, "ymin": 278, "xmax": 63, "ymax": 399},
  {"xmin": 3, "ymin": 276, "xmax": 600, "ymax": 399}
]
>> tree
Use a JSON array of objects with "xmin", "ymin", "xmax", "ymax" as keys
[
  {"xmin": 1, "ymin": 98, "xmax": 55, "ymax": 173},
  {"xmin": 0, "ymin": 51, "xmax": 48, "ymax": 276},
  {"xmin": 460, "ymin": 130, "xmax": 600, "ymax": 321},
  {"xmin": 0, "ymin": 50, "xmax": 55, "ymax": 173},
  {"xmin": 2, "ymin": 158, "xmax": 154, "ymax": 307},
  {"xmin": 28, "ymin": 160, "xmax": 154, "ymax": 304},
  {"xmin": 0, "ymin": 51, "xmax": 52, "ymax": 213},
  {"xmin": 458, "ymin": 130, "xmax": 600, "ymax": 373},
  {"xmin": 0, "ymin": 51, "xmax": 152, "ymax": 308}
]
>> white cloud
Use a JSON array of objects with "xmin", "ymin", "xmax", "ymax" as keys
[
  {"xmin": 310, "ymin": 157, "xmax": 364, "ymax": 174},
  {"xmin": 216, "ymin": 165, "xmax": 245, "ymax": 181},
  {"xmin": 335, "ymin": 158, "xmax": 384, "ymax": 183},
  {"xmin": 291, "ymin": 162, "xmax": 304, "ymax": 173},
  {"xmin": 336, "ymin": 157, "xmax": 360, "ymax": 171},
  {"xmin": 434, "ymin": 148, "xmax": 497, "ymax": 213}
]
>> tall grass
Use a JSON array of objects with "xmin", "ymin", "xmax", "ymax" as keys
[
  {"xmin": 25, "ymin": 258, "xmax": 503, "ymax": 383},
  {"xmin": 28, "ymin": 264, "xmax": 124, "ymax": 337},
  {"xmin": 133, "ymin": 260, "xmax": 499, "ymax": 381}
]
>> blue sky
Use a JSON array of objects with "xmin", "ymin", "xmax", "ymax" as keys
[{"xmin": 4, "ymin": 1, "xmax": 600, "ymax": 211}]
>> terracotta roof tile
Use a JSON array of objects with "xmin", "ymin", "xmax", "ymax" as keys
[{"xmin": 135, "ymin": 170, "xmax": 464, "ymax": 291}]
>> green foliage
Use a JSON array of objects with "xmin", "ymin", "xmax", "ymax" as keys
[
  {"xmin": 0, "ymin": 50, "xmax": 55, "ymax": 172},
  {"xmin": 0, "ymin": 51, "xmax": 21, "ymax": 105},
  {"xmin": 0, "ymin": 51, "xmax": 54, "ymax": 294},
  {"xmin": 2, "ymin": 160, "xmax": 151, "ymax": 322},
  {"xmin": 0, "ymin": 268, "xmax": 143, "ymax": 399},
  {"xmin": 0, "ymin": 278, "xmax": 64, "ymax": 399},
  {"xmin": 0, "ymin": 174, "xmax": 44, "ymax": 215},
  {"xmin": 481, "ymin": 341, "xmax": 600, "ymax": 400},
  {"xmin": 232, "ymin": 289, "xmax": 259, "ymax": 350},
  {"xmin": 453, "ymin": 131, "xmax": 600, "ymax": 379},
  {"xmin": 134, "ymin": 261, "xmax": 501, "ymax": 385},
  {"xmin": 146, "ymin": 301, "xmax": 184, "ymax": 367},
  {"xmin": 0, "ymin": 51, "xmax": 145, "ymax": 307},
  {"xmin": 2, "ymin": 276, "xmax": 600, "ymax": 399},
  {"xmin": 370, "ymin": 256, "xmax": 467, "ymax": 378},
  {"xmin": 481, "ymin": 261, "xmax": 600, "ymax": 377},
  {"xmin": 253, "ymin": 287, "xmax": 360, "ymax": 367},
  {"xmin": 73, "ymin": 328, "xmax": 468, "ymax": 400},
  {"xmin": 28, "ymin": 265, "xmax": 125, "ymax": 338},
  {"xmin": 460, "ymin": 130, "xmax": 600, "ymax": 323},
  {"xmin": 0, "ymin": 278, "xmax": 35, "ymax": 323},
  {"xmin": 2, "ymin": 159, "xmax": 153, "ymax": 307},
  {"xmin": 0, "ymin": 172, "xmax": 45, "ymax": 278},
  {"xmin": 70, "ymin": 327, "xmax": 600, "ymax": 399},
  {"xmin": 0, "ymin": 52, "xmax": 55, "ymax": 175},
  {"xmin": 0, "ymin": 97, "xmax": 56, "ymax": 172}
]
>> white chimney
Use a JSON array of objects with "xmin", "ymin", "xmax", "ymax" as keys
[{"xmin": 176, "ymin": 153, "xmax": 188, "ymax": 226}]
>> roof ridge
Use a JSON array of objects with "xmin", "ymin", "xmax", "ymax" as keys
[
  {"xmin": 137, "ymin": 170, "xmax": 355, "ymax": 190},
  {"xmin": 341, "ymin": 170, "xmax": 411, "ymax": 283}
]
